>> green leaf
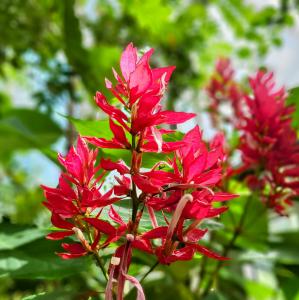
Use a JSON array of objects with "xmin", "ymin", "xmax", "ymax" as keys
[
  {"xmin": 237, "ymin": 47, "xmax": 251, "ymax": 59},
  {"xmin": 127, "ymin": 279, "xmax": 194, "ymax": 300},
  {"xmin": 220, "ymin": 195, "xmax": 268, "ymax": 251},
  {"xmin": 61, "ymin": 0, "xmax": 101, "ymax": 94},
  {"xmin": 71, "ymin": 118, "xmax": 112, "ymax": 139},
  {"xmin": 218, "ymin": 275, "xmax": 246, "ymax": 300},
  {"xmin": 0, "ymin": 223, "xmax": 45, "ymax": 250},
  {"xmin": 278, "ymin": 274, "xmax": 299, "ymax": 300},
  {"xmin": 245, "ymin": 280, "xmax": 276, "ymax": 300},
  {"xmin": 287, "ymin": 87, "xmax": 299, "ymax": 128},
  {"xmin": 0, "ymin": 108, "xmax": 62, "ymax": 157},
  {"xmin": 168, "ymin": 259, "xmax": 202, "ymax": 281},
  {"xmin": 102, "ymin": 148, "xmax": 167, "ymax": 169},
  {"xmin": 251, "ymin": 7, "xmax": 276, "ymax": 26},
  {"xmin": 0, "ymin": 238, "xmax": 91, "ymax": 279},
  {"xmin": 126, "ymin": 0, "xmax": 171, "ymax": 37},
  {"xmin": 22, "ymin": 290, "xmax": 82, "ymax": 300},
  {"xmin": 0, "ymin": 91, "xmax": 11, "ymax": 116},
  {"xmin": 270, "ymin": 231, "xmax": 299, "ymax": 264},
  {"xmin": 0, "ymin": 223, "xmax": 91, "ymax": 280}
]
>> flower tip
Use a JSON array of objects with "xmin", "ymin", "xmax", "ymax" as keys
[
  {"xmin": 169, "ymin": 65, "xmax": 176, "ymax": 72},
  {"xmin": 105, "ymin": 78, "xmax": 112, "ymax": 88},
  {"xmin": 127, "ymin": 42, "xmax": 134, "ymax": 49},
  {"xmin": 45, "ymin": 234, "xmax": 54, "ymax": 240}
]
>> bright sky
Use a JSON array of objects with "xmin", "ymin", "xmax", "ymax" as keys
[
  {"xmin": 250, "ymin": 0, "xmax": 299, "ymax": 87},
  {"xmin": 266, "ymin": 14, "xmax": 299, "ymax": 87}
]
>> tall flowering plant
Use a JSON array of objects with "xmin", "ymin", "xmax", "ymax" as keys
[
  {"xmin": 206, "ymin": 59, "xmax": 299, "ymax": 215},
  {"xmin": 206, "ymin": 57, "xmax": 244, "ymax": 127},
  {"xmin": 190, "ymin": 57, "xmax": 299, "ymax": 300},
  {"xmin": 42, "ymin": 43, "xmax": 236, "ymax": 299},
  {"xmin": 239, "ymin": 72, "xmax": 299, "ymax": 215}
]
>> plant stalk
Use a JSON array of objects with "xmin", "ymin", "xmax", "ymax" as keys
[
  {"xmin": 199, "ymin": 195, "xmax": 252, "ymax": 298},
  {"xmin": 140, "ymin": 261, "xmax": 159, "ymax": 283}
]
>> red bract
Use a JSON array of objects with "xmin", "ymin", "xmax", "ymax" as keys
[
  {"xmin": 206, "ymin": 58, "xmax": 244, "ymax": 126},
  {"xmin": 139, "ymin": 126, "xmax": 236, "ymax": 264},
  {"xmin": 145, "ymin": 126, "xmax": 234, "ymax": 211},
  {"xmin": 116, "ymin": 43, "xmax": 175, "ymax": 104},
  {"xmin": 206, "ymin": 58, "xmax": 299, "ymax": 216},
  {"xmin": 42, "ymin": 136, "xmax": 117, "ymax": 257},
  {"xmin": 42, "ymin": 43, "xmax": 236, "ymax": 300},
  {"xmin": 151, "ymin": 194, "xmax": 230, "ymax": 265},
  {"xmin": 239, "ymin": 71, "xmax": 299, "ymax": 215},
  {"xmin": 85, "ymin": 43, "xmax": 195, "ymax": 152}
]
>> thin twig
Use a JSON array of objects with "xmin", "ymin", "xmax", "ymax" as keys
[
  {"xmin": 140, "ymin": 261, "xmax": 160, "ymax": 283},
  {"xmin": 93, "ymin": 251, "xmax": 108, "ymax": 282},
  {"xmin": 199, "ymin": 195, "xmax": 253, "ymax": 298}
]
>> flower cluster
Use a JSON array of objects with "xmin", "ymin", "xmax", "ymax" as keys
[
  {"xmin": 206, "ymin": 58, "xmax": 244, "ymax": 126},
  {"xmin": 239, "ymin": 71, "xmax": 299, "ymax": 215},
  {"xmin": 206, "ymin": 58, "xmax": 299, "ymax": 215},
  {"xmin": 41, "ymin": 137, "xmax": 117, "ymax": 258},
  {"xmin": 42, "ymin": 43, "xmax": 236, "ymax": 299}
]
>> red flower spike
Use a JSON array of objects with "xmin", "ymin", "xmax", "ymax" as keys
[
  {"xmin": 156, "ymin": 245, "xmax": 195, "ymax": 265},
  {"xmin": 50, "ymin": 213, "xmax": 74, "ymax": 230},
  {"xmin": 42, "ymin": 43, "xmax": 237, "ymax": 300},
  {"xmin": 129, "ymin": 60, "xmax": 152, "ymax": 100},
  {"xmin": 206, "ymin": 57, "xmax": 245, "ymax": 125},
  {"xmin": 184, "ymin": 228, "xmax": 208, "ymax": 243},
  {"xmin": 131, "ymin": 239, "xmax": 153, "ymax": 254},
  {"xmin": 57, "ymin": 136, "xmax": 98, "ymax": 186},
  {"xmin": 238, "ymin": 71, "xmax": 299, "ymax": 214}
]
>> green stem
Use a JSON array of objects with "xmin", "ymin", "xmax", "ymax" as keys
[
  {"xmin": 85, "ymin": 223, "xmax": 108, "ymax": 282},
  {"xmin": 197, "ymin": 232, "xmax": 212, "ymax": 293},
  {"xmin": 130, "ymin": 134, "xmax": 140, "ymax": 224},
  {"xmin": 199, "ymin": 195, "xmax": 252, "ymax": 299},
  {"xmin": 116, "ymin": 133, "xmax": 142, "ymax": 298},
  {"xmin": 140, "ymin": 261, "xmax": 159, "ymax": 283},
  {"xmin": 93, "ymin": 251, "xmax": 108, "ymax": 282}
]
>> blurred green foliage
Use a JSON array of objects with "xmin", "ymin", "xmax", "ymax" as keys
[{"xmin": 0, "ymin": 0, "xmax": 299, "ymax": 299}]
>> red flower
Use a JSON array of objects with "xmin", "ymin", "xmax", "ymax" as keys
[
  {"xmin": 84, "ymin": 42, "xmax": 195, "ymax": 153},
  {"xmin": 115, "ymin": 43, "xmax": 175, "ymax": 104},
  {"xmin": 206, "ymin": 57, "xmax": 244, "ymax": 126},
  {"xmin": 239, "ymin": 71, "xmax": 299, "ymax": 214},
  {"xmin": 42, "ymin": 136, "xmax": 118, "ymax": 258},
  {"xmin": 42, "ymin": 43, "xmax": 237, "ymax": 300},
  {"xmin": 143, "ymin": 125, "xmax": 237, "ymax": 211},
  {"xmin": 146, "ymin": 194, "xmax": 230, "ymax": 264},
  {"xmin": 57, "ymin": 136, "xmax": 99, "ymax": 187}
]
